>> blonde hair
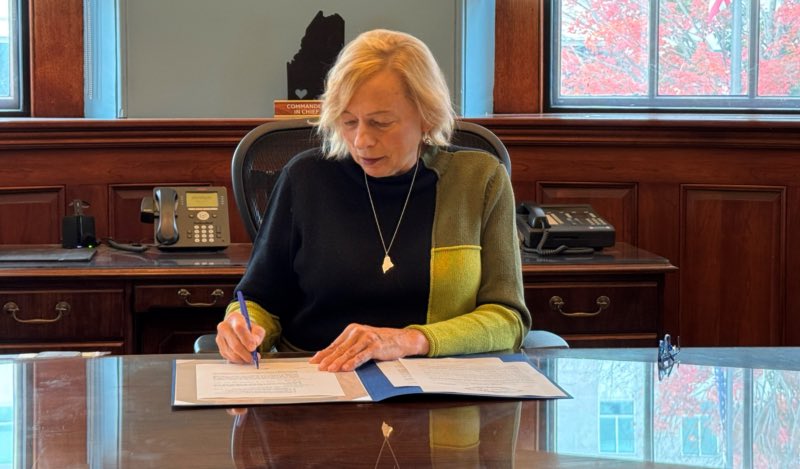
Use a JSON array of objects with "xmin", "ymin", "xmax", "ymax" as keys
[{"xmin": 316, "ymin": 29, "xmax": 456, "ymax": 159}]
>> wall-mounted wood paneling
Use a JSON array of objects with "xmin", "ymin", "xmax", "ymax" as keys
[
  {"xmin": 0, "ymin": 120, "xmax": 260, "ymax": 245},
  {"xmin": 0, "ymin": 187, "xmax": 63, "ymax": 244},
  {"xmin": 786, "ymin": 186, "xmax": 800, "ymax": 346},
  {"xmin": 680, "ymin": 186, "xmax": 785, "ymax": 346},
  {"xmin": 109, "ymin": 185, "xmax": 164, "ymax": 245}
]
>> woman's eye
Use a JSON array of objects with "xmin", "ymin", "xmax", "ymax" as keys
[
  {"xmin": 342, "ymin": 120, "xmax": 357, "ymax": 128},
  {"xmin": 372, "ymin": 121, "xmax": 392, "ymax": 128}
]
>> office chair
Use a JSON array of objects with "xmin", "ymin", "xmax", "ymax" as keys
[
  {"xmin": 230, "ymin": 119, "xmax": 513, "ymax": 241},
  {"xmin": 193, "ymin": 120, "xmax": 567, "ymax": 353}
]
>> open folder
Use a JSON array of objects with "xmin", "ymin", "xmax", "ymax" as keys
[{"xmin": 172, "ymin": 353, "xmax": 569, "ymax": 407}]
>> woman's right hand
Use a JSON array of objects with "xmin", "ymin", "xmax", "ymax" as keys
[{"xmin": 216, "ymin": 311, "xmax": 266, "ymax": 364}]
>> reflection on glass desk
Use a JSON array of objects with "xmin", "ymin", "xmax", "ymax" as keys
[
  {"xmin": 532, "ymin": 348, "xmax": 800, "ymax": 468},
  {"xmin": 0, "ymin": 348, "xmax": 798, "ymax": 468}
]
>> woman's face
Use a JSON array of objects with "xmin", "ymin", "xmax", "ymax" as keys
[{"xmin": 339, "ymin": 69, "xmax": 426, "ymax": 178}]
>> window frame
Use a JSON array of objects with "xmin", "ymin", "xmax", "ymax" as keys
[
  {"xmin": 680, "ymin": 414, "xmax": 720, "ymax": 457},
  {"xmin": 544, "ymin": 0, "xmax": 800, "ymax": 113},
  {"xmin": 597, "ymin": 399, "xmax": 636, "ymax": 455},
  {"xmin": 0, "ymin": 0, "xmax": 29, "ymax": 116}
]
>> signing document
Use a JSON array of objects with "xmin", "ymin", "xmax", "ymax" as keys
[
  {"xmin": 195, "ymin": 361, "xmax": 344, "ymax": 399},
  {"xmin": 395, "ymin": 357, "xmax": 565, "ymax": 397},
  {"xmin": 172, "ymin": 354, "xmax": 569, "ymax": 406},
  {"xmin": 377, "ymin": 357, "xmax": 566, "ymax": 398}
]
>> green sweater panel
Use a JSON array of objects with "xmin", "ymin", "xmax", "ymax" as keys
[{"xmin": 405, "ymin": 148, "xmax": 531, "ymax": 356}]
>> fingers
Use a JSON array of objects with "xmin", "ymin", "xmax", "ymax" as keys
[
  {"xmin": 310, "ymin": 324, "xmax": 383, "ymax": 372},
  {"xmin": 216, "ymin": 312, "xmax": 265, "ymax": 364},
  {"xmin": 315, "ymin": 349, "xmax": 370, "ymax": 372},
  {"xmin": 309, "ymin": 324, "xmax": 357, "ymax": 368},
  {"xmin": 310, "ymin": 325, "xmax": 431, "ymax": 372},
  {"xmin": 317, "ymin": 341, "xmax": 373, "ymax": 372}
]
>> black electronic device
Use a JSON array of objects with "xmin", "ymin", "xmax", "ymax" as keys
[
  {"xmin": 62, "ymin": 199, "xmax": 97, "ymax": 249},
  {"xmin": 516, "ymin": 203, "xmax": 615, "ymax": 255},
  {"xmin": 140, "ymin": 186, "xmax": 231, "ymax": 251}
]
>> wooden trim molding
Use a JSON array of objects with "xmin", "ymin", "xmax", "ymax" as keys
[
  {"xmin": 0, "ymin": 119, "xmax": 270, "ymax": 149},
  {"xmin": 469, "ymin": 115, "xmax": 800, "ymax": 149},
  {"xmin": 2, "ymin": 115, "xmax": 800, "ymax": 149},
  {"xmin": 28, "ymin": 0, "xmax": 84, "ymax": 117}
]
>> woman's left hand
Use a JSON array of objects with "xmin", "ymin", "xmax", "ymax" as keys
[{"xmin": 309, "ymin": 323, "xmax": 429, "ymax": 372}]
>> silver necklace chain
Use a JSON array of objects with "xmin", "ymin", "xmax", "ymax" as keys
[{"xmin": 364, "ymin": 153, "xmax": 420, "ymax": 274}]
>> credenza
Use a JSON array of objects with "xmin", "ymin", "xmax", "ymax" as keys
[
  {"xmin": 0, "ymin": 245, "xmax": 251, "ymax": 354},
  {"xmin": 0, "ymin": 243, "xmax": 674, "ymax": 353}
]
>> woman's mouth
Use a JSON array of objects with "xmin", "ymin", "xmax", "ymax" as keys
[{"xmin": 360, "ymin": 156, "xmax": 383, "ymax": 166}]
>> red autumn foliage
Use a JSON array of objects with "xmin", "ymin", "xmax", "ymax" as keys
[{"xmin": 559, "ymin": 0, "xmax": 800, "ymax": 98}]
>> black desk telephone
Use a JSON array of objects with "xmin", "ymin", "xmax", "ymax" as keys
[
  {"xmin": 516, "ymin": 203, "xmax": 615, "ymax": 255},
  {"xmin": 140, "ymin": 186, "xmax": 231, "ymax": 251}
]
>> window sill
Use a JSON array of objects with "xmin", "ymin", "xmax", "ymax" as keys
[{"xmin": 465, "ymin": 114, "xmax": 800, "ymax": 149}]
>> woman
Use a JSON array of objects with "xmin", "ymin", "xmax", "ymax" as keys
[{"xmin": 216, "ymin": 29, "xmax": 531, "ymax": 372}]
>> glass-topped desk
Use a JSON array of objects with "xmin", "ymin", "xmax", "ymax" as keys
[{"xmin": 1, "ymin": 347, "xmax": 796, "ymax": 468}]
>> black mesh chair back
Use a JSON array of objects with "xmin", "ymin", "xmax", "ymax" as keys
[
  {"xmin": 231, "ymin": 120, "xmax": 511, "ymax": 241},
  {"xmin": 232, "ymin": 120, "xmax": 323, "ymax": 241},
  {"xmin": 448, "ymin": 124, "xmax": 511, "ymax": 176}
]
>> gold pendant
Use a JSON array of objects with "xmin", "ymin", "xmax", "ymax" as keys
[{"xmin": 382, "ymin": 255, "xmax": 394, "ymax": 274}]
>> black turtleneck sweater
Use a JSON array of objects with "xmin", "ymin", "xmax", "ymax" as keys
[{"xmin": 236, "ymin": 148, "xmax": 437, "ymax": 351}]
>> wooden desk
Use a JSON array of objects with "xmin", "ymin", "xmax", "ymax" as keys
[
  {"xmin": 0, "ymin": 244, "xmax": 251, "ymax": 355},
  {"xmin": 2, "ymin": 348, "xmax": 797, "ymax": 467},
  {"xmin": 0, "ymin": 243, "xmax": 674, "ymax": 354},
  {"xmin": 522, "ymin": 243, "xmax": 677, "ymax": 348}
]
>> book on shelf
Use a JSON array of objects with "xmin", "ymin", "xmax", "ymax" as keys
[{"xmin": 274, "ymin": 100, "xmax": 322, "ymax": 119}]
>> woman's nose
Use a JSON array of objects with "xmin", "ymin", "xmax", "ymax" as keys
[{"xmin": 353, "ymin": 123, "xmax": 375, "ymax": 149}]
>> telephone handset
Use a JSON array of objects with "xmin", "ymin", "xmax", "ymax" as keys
[
  {"xmin": 516, "ymin": 203, "xmax": 615, "ymax": 255},
  {"xmin": 519, "ymin": 203, "xmax": 549, "ymax": 231},
  {"xmin": 154, "ymin": 188, "xmax": 179, "ymax": 245},
  {"xmin": 140, "ymin": 186, "xmax": 231, "ymax": 251}
]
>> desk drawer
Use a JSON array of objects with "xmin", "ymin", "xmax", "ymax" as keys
[
  {"xmin": 524, "ymin": 281, "xmax": 659, "ymax": 335},
  {"xmin": 134, "ymin": 284, "xmax": 236, "ymax": 312},
  {"xmin": 0, "ymin": 289, "xmax": 124, "ymax": 340}
]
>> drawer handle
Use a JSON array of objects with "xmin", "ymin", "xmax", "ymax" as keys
[
  {"xmin": 177, "ymin": 288, "xmax": 225, "ymax": 307},
  {"xmin": 549, "ymin": 295, "xmax": 610, "ymax": 317},
  {"xmin": 3, "ymin": 301, "xmax": 69, "ymax": 324}
]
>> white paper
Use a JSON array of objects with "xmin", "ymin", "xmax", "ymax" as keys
[
  {"xmin": 398, "ymin": 357, "xmax": 566, "ymax": 398},
  {"xmin": 376, "ymin": 360, "xmax": 418, "ymax": 387},
  {"xmin": 195, "ymin": 361, "xmax": 345, "ymax": 399}
]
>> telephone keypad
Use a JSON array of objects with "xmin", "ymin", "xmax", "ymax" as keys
[{"xmin": 192, "ymin": 224, "xmax": 219, "ymax": 243}]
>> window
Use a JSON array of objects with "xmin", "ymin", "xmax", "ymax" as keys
[
  {"xmin": 681, "ymin": 415, "xmax": 719, "ymax": 456},
  {"xmin": 598, "ymin": 400, "xmax": 635, "ymax": 454},
  {"xmin": 0, "ymin": 0, "xmax": 27, "ymax": 115},
  {"xmin": 549, "ymin": 0, "xmax": 800, "ymax": 111}
]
